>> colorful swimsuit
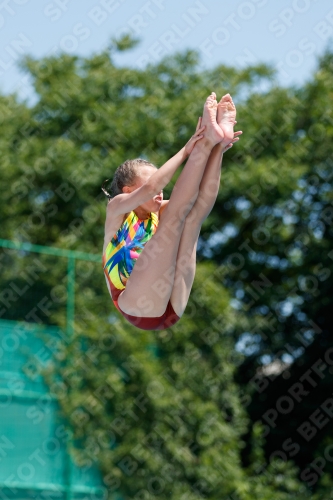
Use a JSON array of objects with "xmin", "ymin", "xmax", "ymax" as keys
[{"xmin": 102, "ymin": 210, "xmax": 180, "ymax": 330}]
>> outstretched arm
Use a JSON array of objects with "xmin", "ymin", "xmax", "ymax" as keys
[
  {"xmin": 148, "ymin": 118, "xmax": 206, "ymax": 194},
  {"xmin": 107, "ymin": 121, "xmax": 206, "ymax": 217}
]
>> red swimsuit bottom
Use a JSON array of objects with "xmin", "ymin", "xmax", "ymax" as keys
[{"xmin": 111, "ymin": 285, "xmax": 180, "ymax": 331}]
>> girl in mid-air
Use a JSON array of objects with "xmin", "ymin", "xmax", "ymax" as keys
[{"xmin": 102, "ymin": 92, "xmax": 241, "ymax": 330}]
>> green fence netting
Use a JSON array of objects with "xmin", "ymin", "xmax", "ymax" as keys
[{"xmin": 0, "ymin": 239, "xmax": 108, "ymax": 500}]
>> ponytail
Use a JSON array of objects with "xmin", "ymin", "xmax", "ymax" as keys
[{"xmin": 101, "ymin": 158, "xmax": 156, "ymax": 200}]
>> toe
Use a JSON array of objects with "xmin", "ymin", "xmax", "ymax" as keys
[{"xmin": 220, "ymin": 93, "xmax": 232, "ymax": 103}]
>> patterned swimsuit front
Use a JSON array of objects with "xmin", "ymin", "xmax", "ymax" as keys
[
  {"xmin": 103, "ymin": 210, "xmax": 158, "ymax": 307},
  {"xmin": 102, "ymin": 210, "xmax": 180, "ymax": 330}
]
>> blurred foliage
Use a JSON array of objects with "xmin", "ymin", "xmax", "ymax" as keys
[{"xmin": 1, "ymin": 41, "xmax": 333, "ymax": 498}]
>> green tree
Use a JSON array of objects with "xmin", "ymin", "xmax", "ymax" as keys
[
  {"xmin": 2, "ymin": 40, "xmax": 333, "ymax": 497},
  {"xmin": 231, "ymin": 48, "xmax": 333, "ymax": 487}
]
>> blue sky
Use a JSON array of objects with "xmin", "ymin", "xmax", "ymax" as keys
[{"xmin": 0, "ymin": 0, "xmax": 332, "ymax": 103}]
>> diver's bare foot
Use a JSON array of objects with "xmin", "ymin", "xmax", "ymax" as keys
[
  {"xmin": 201, "ymin": 92, "xmax": 225, "ymax": 146},
  {"xmin": 217, "ymin": 93, "xmax": 236, "ymax": 146}
]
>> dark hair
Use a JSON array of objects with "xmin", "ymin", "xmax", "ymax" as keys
[{"xmin": 101, "ymin": 158, "xmax": 156, "ymax": 199}]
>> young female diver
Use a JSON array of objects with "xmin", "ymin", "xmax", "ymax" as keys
[{"xmin": 102, "ymin": 92, "xmax": 241, "ymax": 330}]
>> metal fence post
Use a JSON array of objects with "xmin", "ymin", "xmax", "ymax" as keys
[{"xmin": 67, "ymin": 256, "xmax": 76, "ymax": 338}]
